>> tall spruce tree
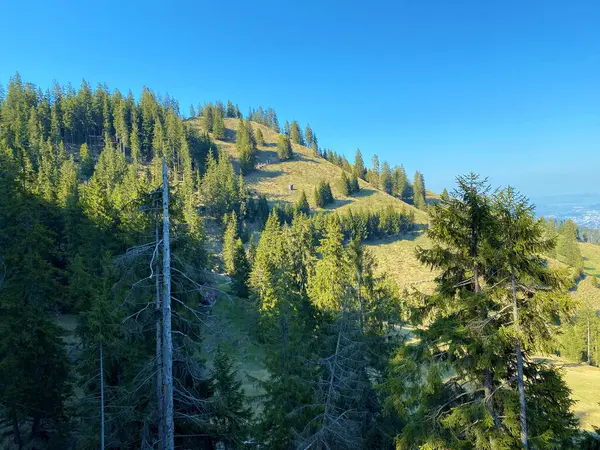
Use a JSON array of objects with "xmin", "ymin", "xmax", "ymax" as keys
[
  {"xmin": 354, "ymin": 149, "xmax": 366, "ymax": 180},
  {"xmin": 276, "ymin": 134, "xmax": 293, "ymax": 160},
  {"xmin": 413, "ymin": 170, "xmax": 426, "ymax": 209}
]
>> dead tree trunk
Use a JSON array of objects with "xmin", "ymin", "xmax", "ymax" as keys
[
  {"xmin": 155, "ymin": 211, "xmax": 164, "ymax": 449},
  {"xmin": 162, "ymin": 158, "xmax": 175, "ymax": 450},
  {"xmin": 511, "ymin": 268, "xmax": 528, "ymax": 450}
]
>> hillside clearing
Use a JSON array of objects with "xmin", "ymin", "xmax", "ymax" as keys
[{"xmin": 191, "ymin": 118, "xmax": 429, "ymax": 224}]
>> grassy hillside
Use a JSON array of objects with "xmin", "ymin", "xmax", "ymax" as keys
[
  {"xmin": 193, "ymin": 118, "xmax": 429, "ymax": 223},
  {"xmin": 581, "ymin": 242, "xmax": 600, "ymax": 278},
  {"xmin": 192, "ymin": 117, "xmax": 600, "ymax": 431}
]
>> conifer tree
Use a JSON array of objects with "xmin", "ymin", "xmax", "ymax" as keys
[
  {"xmin": 210, "ymin": 347, "xmax": 252, "ymax": 447},
  {"xmin": 230, "ymin": 238, "xmax": 250, "ymax": 297},
  {"xmin": 255, "ymin": 127, "xmax": 265, "ymax": 146},
  {"xmin": 236, "ymin": 119, "xmax": 257, "ymax": 172},
  {"xmin": 276, "ymin": 134, "xmax": 293, "ymax": 160},
  {"xmin": 369, "ymin": 154, "xmax": 380, "ymax": 186},
  {"xmin": 226, "ymin": 100, "xmax": 235, "ymax": 118},
  {"xmin": 189, "ymin": 104, "xmax": 196, "ymax": 118},
  {"xmin": 290, "ymin": 120, "xmax": 303, "ymax": 144},
  {"xmin": 557, "ymin": 219, "xmax": 583, "ymax": 275},
  {"xmin": 392, "ymin": 165, "xmax": 407, "ymax": 199},
  {"xmin": 412, "ymin": 170, "xmax": 426, "ymax": 209},
  {"xmin": 79, "ymin": 142, "xmax": 93, "ymax": 177},
  {"xmin": 223, "ymin": 211, "xmax": 239, "ymax": 275},
  {"xmin": 212, "ymin": 105, "xmax": 225, "ymax": 139},
  {"xmin": 203, "ymin": 103, "xmax": 214, "ymax": 131},
  {"xmin": 305, "ymin": 123, "xmax": 313, "ymax": 146},
  {"xmin": 295, "ymin": 190, "xmax": 310, "ymax": 215},
  {"xmin": 350, "ymin": 172, "xmax": 360, "ymax": 193},
  {"xmin": 130, "ymin": 105, "xmax": 142, "ymax": 163},
  {"xmin": 387, "ymin": 174, "xmax": 578, "ymax": 449},
  {"xmin": 339, "ymin": 170, "xmax": 351, "ymax": 196},
  {"xmin": 353, "ymin": 149, "xmax": 366, "ymax": 180},
  {"xmin": 380, "ymin": 161, "xmax": 393, "ymax": 194},
  {"xmin": 490, "ymin": 186, "xmax": 576, "ymax": 449}
]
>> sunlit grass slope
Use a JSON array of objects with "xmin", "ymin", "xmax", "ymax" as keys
[{"xmin": 191, "ymin": 118, "xmax": 429, "ymax": 223}]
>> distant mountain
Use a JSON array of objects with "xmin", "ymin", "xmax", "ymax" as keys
[{"xmin": 532, "ymin": 193, "xmax": 600, "ymax": 228}]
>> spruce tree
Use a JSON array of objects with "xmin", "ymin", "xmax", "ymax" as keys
[
  {"xmin": 212, "ymin": 105, "xmax": 225, "ymax": 139},
  {"xmin": 380, "ymin": 161, "xmax": 393, "ymax": 194},
  {"xmin": 79, "ymin": 142, "xmax": 93, "ymax": 177},
  {"xmin": 387, "ymin": 174, "xmax": 578, "ymax": 449},
  {"xmin": 276, "ymin": 134, "xmax": 293, "ymax": 160},
  {"xmin": 339, "ymin": 170, "xmax": 351, "ymax": 196},
  {"xmin": 295, "ymin": 190, "xmax": 310, "ymax": 215},
  {"xmin": 305, "ymin": 123, "xmax": 313, "ymax": 146},
  {"xmin": 226, "ymin": 100, "xmax": 235, "ymax": 118},
  {"xmin": 412, "ymin": 170, "xmax": 426, "ymax": 209},
  {"xmin": 223, "ymin": 211, "xmax": 239, "ymax": 275},
  {"xmin": 203, "ymin": 103, "xmax": 214, "ymax": 131},
  {"xmin": 353, "ymin": 149, "xmax": 366, "ymax": 180},
  {"xmin": 392, "ymin": 165, "xmax": 407, "ymax": 199},
  {"xmin": 210, "ymin": 347, "xmax": 252, "ymax": 447},
  {"xmin": 255, "ymin": 127, "xmax": 265, "ymax": 146},
  {"xmin": 490, "ymin": 186, "xmax": 577, "ymax": 449},
  {"xmin": 350, "ymin": 172, "xmax": 360, "ymax": 193},
  {"xmin": 236, "ymin": 119, "xmax": 257, "ymax": 172},
  {"xmin": 230, "ymin": 238, "xmax": 250, "ymax": 297}
]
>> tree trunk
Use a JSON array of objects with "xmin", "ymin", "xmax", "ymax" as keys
[
  {"xmin": 155, "ymin": 212, "xmax": 164, "ymax": 450},
  {"xmin": 161, "ymin": 158, "xmax": 175, "ymax": 450},
  {"xmin": 100, "ymin": 342, "xmax": 105, "ymax": 450},
  {"xmin": 12, "ymin": 412, "xmax": 22, "ymax": 450},
  {"xmin": 511, "ymin": 269, "xmax": 529, "ymax": 450}
]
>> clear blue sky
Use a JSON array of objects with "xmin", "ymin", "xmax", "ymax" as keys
[{"xmin": 2, "ymin": 0, "xmax": 599, "ymax": 197}]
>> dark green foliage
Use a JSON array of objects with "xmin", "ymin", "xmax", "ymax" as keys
[
  {"xmin": 231, "ymin": 238, "xmax": 250, "ymax": 297},
  {"xmin": 314, "ymin": 180, "xmax": 334, "ymax": 208},
  {"xmin": 209, "ymin": 347, "xmax": 252, "ymax": 447},
  {"xmin": 201, "ymin": 149, "xmax": 244, "ymax": 220},
  {"xmin": 412, "ymin": 170, "xmax": 426, "ymax": 209},
  {"xmin": 557, "ymin": 219, "xmax": 584, "ymax": 275},
  {"xmin": 354, "ymin": 148, "xmax": 366, "ymax": 180},
  {"xmin": 295, "ymin": 190, "xmax": 310, "ymax": 215},
  {"xmin": 392, "ymin": 165, "xmax": 408, "ymax": 198},
  {"xmin": 290, "ymin": 120, "xmax": 303, "ymax": 144},
  {"xmin": 276, "ymin": 133, "xmax": 293, "ymax": 160},
  {"xmin": 0, "ymin": 155, "xmax": 71, "ymax": 443},
  {"xmin": 212, "ymin": 104, "xmax": 225, "ymax": 139},
  {"xmin": 380, "ymin": 161, "xmax": 393, "ymax": 194},
  {"xmin": 337, "ymin": 206, "xmax": 414, "ymax": 241},
  {"xmin": 223, "ymin": 211, "xmax": 239, "ymax": 275},
  {"xmin": 236, "ymin": 118, "xmax": 257, "ymax": 172},
  {"xmin": 226, "ymin": 100, "xmax": 235, "ymax": 118},
  {"xmin": 203, "ymin": 103, "xmax": 214, "ymax": 131},
  {"xmin": 339, "ymin": 170, "xmax": 351, "ymax": 196},
  {"xmin": 350, "ymin": 172, "xmax": 360, "ymax": 193},
  {"xmin": 305, "ymin": 123, "xmax": 313, "ymax": 147},
  {"xmin": 255, "ymin": 127, "xmax": 264, "ymax": 146},
  {"xmin": 386, "ymin": 174, "xmax": 578, "ymax": 449}
]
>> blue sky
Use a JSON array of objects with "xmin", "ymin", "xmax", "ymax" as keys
[{"xmin": 1, "ymin": 0, "xmax": 599, "ymax": 196}]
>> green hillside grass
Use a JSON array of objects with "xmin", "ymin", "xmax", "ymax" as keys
[
  {"xmin": 193, "ymin": 118, "xmax": 429, "ymax": 223},
  {"xmin": 581, "ymin": 242, "xmax": 600, "ymax": 278}
]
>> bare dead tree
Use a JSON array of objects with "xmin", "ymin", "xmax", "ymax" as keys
[
  {"xmin": 297, "ymin": 292, "xmax": 369, "ymax": 450},
  {"xmin": 162, "ymin": 158, "xmax": 175, "ymax": 450}
]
